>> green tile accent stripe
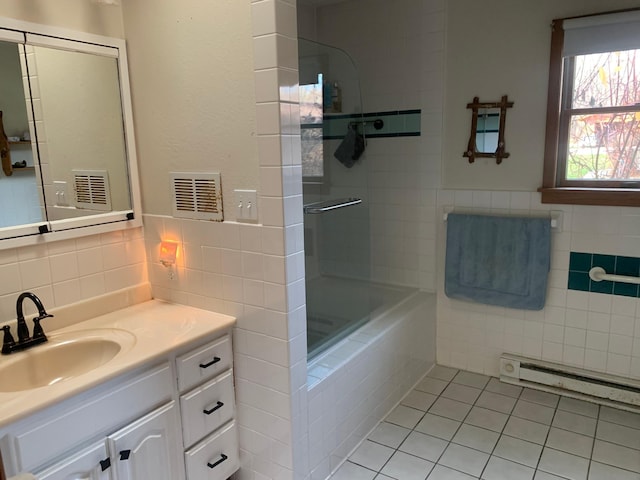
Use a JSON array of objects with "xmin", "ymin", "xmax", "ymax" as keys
[
  {"xmin": 568, "ymin": 251, "xmax": 640, "ymax": 297},
  {"xmin": 318, "ymin": 109, "xmax": 422, "ymax": 139}
]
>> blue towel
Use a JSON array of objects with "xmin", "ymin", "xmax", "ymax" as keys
[{"xmin": 445, "ymin": 213, "xmax": 551, "ymax": 310}]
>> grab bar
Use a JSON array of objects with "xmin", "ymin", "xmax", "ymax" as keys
[
  {"xmin": 589, "ymin": 266, "xmax": 640, "ymax": 285},
  {"xmin": 303, "ymin": 198, "xmax": 362, "ymax": 214}
]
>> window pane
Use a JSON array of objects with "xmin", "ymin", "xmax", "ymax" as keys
[
  {"xmin": 567, "ymin": 112, "xmax": 640, "ymax": 180},
  {"xmin": 301, "ymin": 128, "xmax": 323, "ymax": 177},
  {"xmin": 571, "ymin": 50, "xmax": 640, "ymax": 109},
  {"xmin": 299, "ymin": 75, "xmax": 324, "ymax": 178}
]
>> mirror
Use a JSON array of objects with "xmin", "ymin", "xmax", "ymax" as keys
[
  {"xmin": 475, "ymin": 108, "xmax": 500, "ymax": 154},
  {"xmin": 0, "ymin": 20, "xmax": 141, "ymax": 247},
  {"xmin": 463, "ymin": 95, "xmax": 513, "ymax": 164}
]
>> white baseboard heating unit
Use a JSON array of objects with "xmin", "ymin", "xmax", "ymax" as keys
[{"xmin": 500, "ymin": 354, "xmax": 640, "ymax": 413}]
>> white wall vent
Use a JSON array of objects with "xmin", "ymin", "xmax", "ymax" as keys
[
  {"xmin": 72, "ymin": 169, "xmax": 111, "ymax": 211},
  {"xmin": 500, "ymin": 353, "xmax": 640, "ymax": 412},
  {"xmin": 171, "ymin": 172, "xmax": 223, "ymax": 221}
]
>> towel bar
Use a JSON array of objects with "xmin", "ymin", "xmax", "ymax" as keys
[
  {"xmin": 303, "ymin": 198, "xmax": 362, "ymax": 214},
  {"xmin": 442, "ymin": 207, "xmax": 563, "ymax": 231},
  {"xmin": 589, "ymin": 266, "xmax": 640, "ymax": 285}
]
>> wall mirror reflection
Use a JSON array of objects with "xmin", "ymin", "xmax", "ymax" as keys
[
  {"xmin": 0, "ymin": 22, "xmax": 140, "ymax": 247},
  {"xmin": 463, "ymin": 95, "xmax": 513, "ymax": 164}
]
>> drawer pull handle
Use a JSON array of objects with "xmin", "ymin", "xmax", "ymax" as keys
[
  {"xmin": 203, "ymin": 401, "xmax": 224, "ymax": 415},
  {"xmin": 119, "ymin": 450, "xmax": 131, "ymax": 461},
  {"xmin": 99, "ymin": 458, "xmax": 111, "ymax": 471},
  {"xmin": 199, "ymin": 356, "xmax": 221, "ymax": 369},
  {"xmin": 207, "ymin": 453, "xmax": 228, "ymax": 469}
]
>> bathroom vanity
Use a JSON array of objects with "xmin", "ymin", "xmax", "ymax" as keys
[{"xmin": 0, "ymin": 300, "xmax": 238, "ymax": 480}]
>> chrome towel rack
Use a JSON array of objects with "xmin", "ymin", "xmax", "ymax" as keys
[
  {"xmin": 303, "ymin": 198, "xmax": 362, "ymax": 214},
  {"xmin": 589, "ymin": 267, "xmax": 640, "ymax": 285}
]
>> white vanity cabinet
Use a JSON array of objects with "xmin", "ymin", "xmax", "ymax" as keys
[
  {"xmin": 35, "ymin": 441, "xmax": 110, "ymax": 480},
  {"xmin": 0, "ymin": 331, "xmax": 238, "ymax": 480},
  {"xmin": 107, "ymin": 402, "xmax": 182, "ymax": 480}
]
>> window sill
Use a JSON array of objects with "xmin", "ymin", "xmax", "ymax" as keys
[{"xmin": 539, "ymin": 187, "xmax": 640, "ymax": 206}]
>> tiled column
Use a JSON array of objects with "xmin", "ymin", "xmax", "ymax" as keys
[{"xmin": 244, "ymin": 1, "xmax": 308, "ymax": 479}]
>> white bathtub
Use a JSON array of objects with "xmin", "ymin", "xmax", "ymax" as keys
[
  {"xmin": 306, "ymin": 286, "xmax": 436, "ymax": 480},
  {"xmin": 306, "ymin": 275, "xmax": 417, "ymax": 359}
]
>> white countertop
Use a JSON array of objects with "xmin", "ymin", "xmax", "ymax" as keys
[{"xmin": 0, "ymin": 299, "xmax": 235, "ymax": 428}]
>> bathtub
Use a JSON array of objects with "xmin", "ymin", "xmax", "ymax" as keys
[
  {"xmin": 305, "ymin": 283, "xmax": 436, "ymax": 480},
  {"xmin": 306, "ymin": 275, "xmax": 418, "ymax": 359}
]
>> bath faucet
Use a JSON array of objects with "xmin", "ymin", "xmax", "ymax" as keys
[{"xmin": 1, "ymin": 292, "xmax": 53, "ymax": 354}]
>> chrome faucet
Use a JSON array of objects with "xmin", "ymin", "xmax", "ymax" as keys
[{"xmin": 1, "ymin": 292, "xmax": 53, "ymax": 354}]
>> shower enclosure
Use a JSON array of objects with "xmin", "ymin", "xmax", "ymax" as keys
[{"xmin": 300, "ymin": 39, "xmax": 412, "ymax": 359}]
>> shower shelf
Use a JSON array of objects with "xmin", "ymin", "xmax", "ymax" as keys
[{"xmin": 303, "ymin": 197, "xmax": 362, "ymax": 214}]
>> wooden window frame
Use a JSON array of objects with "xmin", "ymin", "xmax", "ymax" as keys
[{"xmin": 540, "ymin": 13, "xmax": 640, "ymax": 206}]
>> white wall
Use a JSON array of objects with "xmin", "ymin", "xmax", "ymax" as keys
[
  {"xmin": 439, "ymin": 0, "xmax": 640, "ymax": 381},
  {"xmin": 309, "ymin": 0, "xmax": 444, "ymax": 290},
  {"xmin": 121, "ymin": 0, "xmax": 259, "ymax": 218},
  {"xmin": 0, "ymin": 0, "xmax": 124, "ymax": 38},
  {"xmin": 443, "ymin": 0, "xmax": 640, "ymax": 190}
]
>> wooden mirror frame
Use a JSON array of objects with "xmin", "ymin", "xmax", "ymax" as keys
[{"xmin": 463, "ymin": 95, "xmax": 514, "ymax": 164}]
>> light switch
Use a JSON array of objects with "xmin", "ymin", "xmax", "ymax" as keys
[
  {"xmin": 234, "ymin": 189, "xmax": 258, "ymax": 222},
  {"xmin": 53, "ymin": 180, "xmax": 70, "ymax": 206}
]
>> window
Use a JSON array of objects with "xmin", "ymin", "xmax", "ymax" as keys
[
  {"xmin": 541, "ymin": 9, "xmax": 640, "ymax": 206},
  {"xmin": 299, "ymin": 74, "xmax": 324, "ymax": 182}
]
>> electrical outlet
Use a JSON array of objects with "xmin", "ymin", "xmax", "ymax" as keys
[{"xmin": 234, "ymin": 189, "xmax": 258, "ymax": 222}]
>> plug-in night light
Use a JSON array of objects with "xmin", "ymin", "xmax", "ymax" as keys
[{"xmin": 159, "ymin": 240, "xmax": 178, "ymax": 267}]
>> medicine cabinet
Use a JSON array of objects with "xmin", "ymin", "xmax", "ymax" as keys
[{"xmin": 0, "ymin": 16, "xmax": 141, "ymax": 248}]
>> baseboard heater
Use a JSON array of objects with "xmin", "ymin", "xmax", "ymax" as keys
[{"xmin": 500, "ymin": 354, "xmax": 640, "ymax": 413}]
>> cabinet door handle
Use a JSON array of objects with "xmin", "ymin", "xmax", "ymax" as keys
[
  {"xmin": 203, "ymin": 401, "xmax": 224, "ymax": 415},
  {"xmin": 207, "ymin": 453, "xmax": 228, "ymax": 469},
  {"xmin": 119, "ymin": 450, "xmax": 131, "ymax": 461},
  {"xmin": 199, "ymin": 356, "xmax": 221, "ymax": 369},
  {"xmin": 99, "ymin": 458, "xmax": 111, "ymax": 471}
]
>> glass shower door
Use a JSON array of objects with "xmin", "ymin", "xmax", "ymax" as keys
[{"xmin": 298, "ymin": 38, "xmax": 373, "ymax": 359}]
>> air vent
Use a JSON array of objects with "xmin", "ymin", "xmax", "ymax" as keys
[
  {"xmin": 73, "ymin": 170, "xmax": 111, "ymax": 211},
  {"xmin": 171, "ymin": 172, "xmax": 223, "ymax": 221}
]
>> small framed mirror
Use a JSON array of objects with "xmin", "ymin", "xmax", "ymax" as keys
[{"xmin": 463, "ymin": 95, "xmax": 513, "ymax": 164}]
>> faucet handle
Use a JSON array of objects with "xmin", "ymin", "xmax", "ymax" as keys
[
  {"xmin": 32, "ymin": 317, "xmax": 47, "ymax": 340},
  {"xmin": 1, "ymin": 325, "xmax": 15, "ymax": 354}
]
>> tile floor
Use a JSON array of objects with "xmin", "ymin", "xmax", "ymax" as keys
[{"xmin": 330, "ymin": 365, "xmax": 640, "ymax": 480}]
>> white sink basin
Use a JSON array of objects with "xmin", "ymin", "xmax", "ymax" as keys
[{"xmin": 0, "ymin": 329, "xmax": 136, "ymax": 392}]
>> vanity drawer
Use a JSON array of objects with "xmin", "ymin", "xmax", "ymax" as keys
[
  {"xmin": 184, "ymin": 421, "xmax": 239, "ymax": 480},
  {"xmin": 176, "ymin": 335, "xmax": 232, "ymax": 393},
  {"xmin": 180, "ymin": 370, "xmax": 236, "ymax": 448}
]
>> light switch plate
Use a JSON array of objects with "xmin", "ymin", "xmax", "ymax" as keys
[
  {"xmin": 53, "ymin": 180, "xmax": 70, "ymax": 206},
  {"xmin": 234, "ymin": 189, "xmax": 258, "ymax": 222}
]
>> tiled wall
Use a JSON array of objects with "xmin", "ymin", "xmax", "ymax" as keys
[
  {"xmin": 436, "ymin": 190, "xmax": 640, "ymax": 381},
  {"xmin": 568, "ymin": 252, "xmax": 640, "ymax": 298},
  {"xmin": 312, "ymin": 0, "xmax": 445, "ymax": 291},
  {"xmin": 322, "ymin": 110, "xmax": 422, "ymax": 139},
  {"xmin": 144, "ymin": 213, "xmax": 307, "ymax": 480},
  {"xmin": 0, "ymin": 227, "xmax": 147, "ymax": 324}
]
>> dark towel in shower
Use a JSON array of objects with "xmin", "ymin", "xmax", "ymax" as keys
[{"xmin": 334, "ymin": 125, "xmax": 365, "ymax": 168}]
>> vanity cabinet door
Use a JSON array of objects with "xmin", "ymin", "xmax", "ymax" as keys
[
  {"xmin": 107, "ymin": 401, "xmax": 184, "ymax": 480},
  {"xmin": 34, "ymin": 441, "xmax": 110, "ymax": 480}
]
